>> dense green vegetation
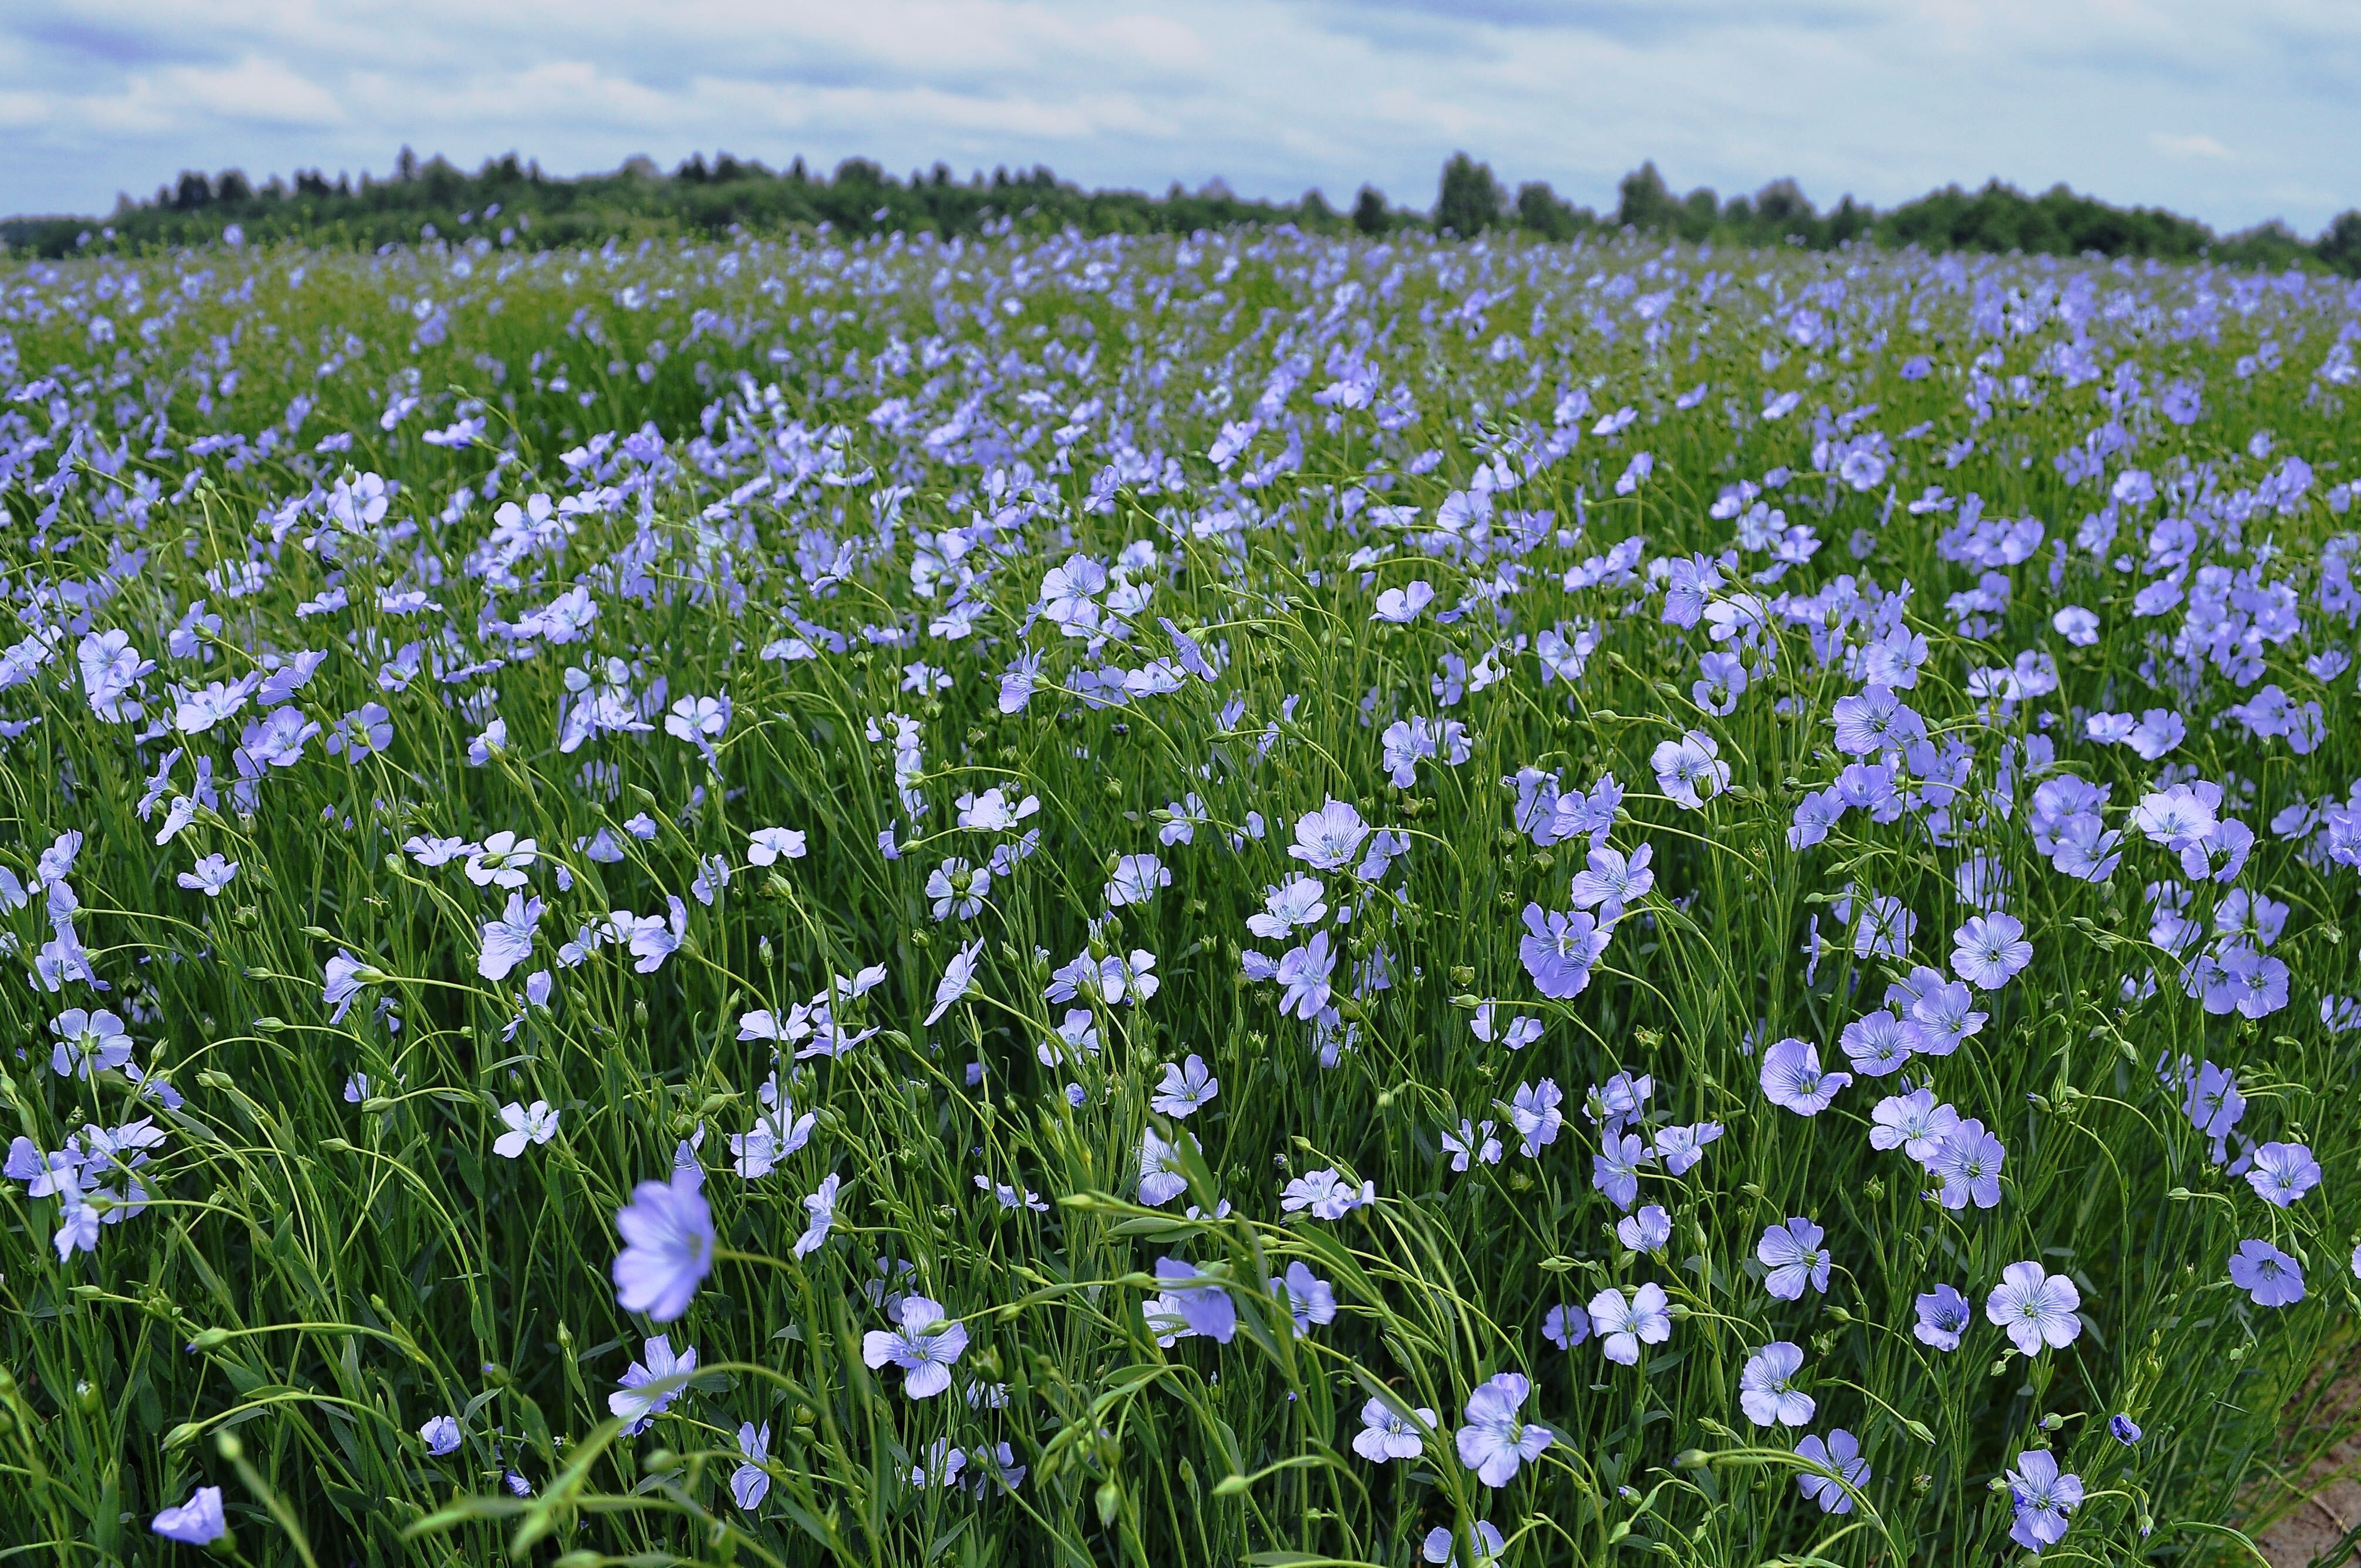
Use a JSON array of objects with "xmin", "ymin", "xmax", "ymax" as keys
[
  {"xmin": 7, "ymin": 146, "xmax": 2356, "ymax": 275},
  {"xmin": 2, "ymin": 209, "xmax": 2357, "ymax": 1567}
]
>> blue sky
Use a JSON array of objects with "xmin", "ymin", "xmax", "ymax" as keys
[{"xmin": 2, "ymin": 0, "xmax": 2353, "ymax": 234}]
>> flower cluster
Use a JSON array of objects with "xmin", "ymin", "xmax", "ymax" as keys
[{"xmin": 0, "ymin": 214, "xmax": 2347, "ymax": 1565}]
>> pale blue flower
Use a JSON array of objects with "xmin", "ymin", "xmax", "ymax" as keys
[
  {"xmin": 478, "ymin": 893, "xmax": 544, "ymax": 981},
  {"xmin": 864, "ymin": 1296, "xmax": 969, "ymax": 1398},
  {"xmin": 925, "ymin": 939, "xmax": 984, "ymax": 1026},
  {"xmin": 177, "ymin": 854, "xmax": 239, "ymax": 896},
  {"xmin": 494, "ymin": 1100, "xmax": 559, "ymax": 1158},
  {"xmin": 1914, "ymin": 1284, "xmax": 1970, "ymax": 1351},
  {"xmin": 151, "ymin": 1486, "xmax": 225, "ymax": 1544},
  {"xmin": 2228, "ymin": 1239, "xmax": 2305, "ymax": 1307},
  {"xmin": 2005, "ymin": 1449, "xmax": 2083, "ymax": 1552},
  {"xmin": 794, "ymin": 1173, "xmax": 840, "ymax": 1258},
  {"xmin": 1355, "ymin": 1397, "xmax": 1434, "ymax": 1462},
  {"xmin": 732, "ymin": 1422, "xmax": 771, "ymax": 1509},
  {"xmin": 1761, "ymin": 1037, "xmax": 1849, "ymax": 1115},
  {"xmin": 1985, "ymin": 1261, "xmax": 2080, "ymax": 1354},
  {"xmin": 1151, "ymin": 1055, "xmax": 1218, "ymax": 1117},
  {"xmin": 1454, "ymin": 1372, "xmax": 1552, "ymax": 1487},
  {"xmin": 612, "ymin": 1166, "xmax": 714, "ymax": 1323},
  {"xmin": 1616, "ymin": 1203, "xmax": 1672, "ymax": 1254},
  {"xmin": 1758, "ymin": 1218, "xmax": 1830, "ymax": 1299},
  {"xmin": 1739, "ymin": 1341, "xmax": 1813, "ymax": 1427},
  {"xmin": 611, "ymin": 1334, "xmax": 698, "ymax": 1434},
  {"xmin": 1589, "ymin": 1283, "xmax": 1670, "ymax": 1364},
  {"xmin": 1795, "ymin": 1428, "xmax": 1868, "ymax": 1513},
  {"xmin": 2247, "ymin": 1142, "xmax": 2320, "ymax": 1206}
]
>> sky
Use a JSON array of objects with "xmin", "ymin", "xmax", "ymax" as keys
[{"xmin": 1, "ymin": 0, "xmax": 2354, "ymax": 235}]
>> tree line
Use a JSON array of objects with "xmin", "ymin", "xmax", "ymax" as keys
[{"xmin": 5, "ymin": 146, "xmax": 2355, "ymax": 276}]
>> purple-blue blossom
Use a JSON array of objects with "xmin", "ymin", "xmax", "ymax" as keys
[
  {"xmin": 1739, "ymin": 1341, "xmax": 1814, "ymax": 1427},
  {"xmin": 1986, "ymin": 1262, "xmax": 2080, "ymax": 1354},
  {"xmin": 612, "ymin": 1166, "xmax": 715, "ymax": 1323},
  {"xmin": 1454, "ymin": 1372, "xmax": 1552, "ymax": 1487}
]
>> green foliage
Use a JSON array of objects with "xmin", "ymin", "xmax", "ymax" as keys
[
  {"xmin": 7, "ymin": 149, "xmax": 2353, "ymax": 279},
  {"xmin": 1615, "ymin": 162, "xmax": 1681, "ymax": 235},
  {"xmin": 0, "ymin": 220, "xmax": 2354, "ymax": 1568},
  {"xmin": 1513, "ymin": 183, "xmax": 1591, "ymax": 244},
  {"xmin": 2321, "ymin": 211, "xmax": 2361, "ymax": 278},
  {"xmin": 1436, "ymin": 154, "xmax": 1508, "ymax": 240},
  {"xmin": 0, "ymin": 154, "xmax": 1382, "ymax": 259}
]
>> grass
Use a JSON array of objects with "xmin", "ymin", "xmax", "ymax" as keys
[{"xmin": 0, "ymin": 226, "xmax": 2354, "ymax": 1566}]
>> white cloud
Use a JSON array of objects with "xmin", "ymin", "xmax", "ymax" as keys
[
  {"xmin": 2151, "ymin": 131, "xmax": 2231, "ymax": 161},
  {"xmin": 153, "ymin": 56, "xmax": 346, "ymax": 126},
  {"xmin": 1, "ymin": 0, "xmax": 2352, "ymax": 231}
]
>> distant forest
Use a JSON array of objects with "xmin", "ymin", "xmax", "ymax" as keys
[{"xmin": 6, "ymin": 145, "xmax": 2357, "ymax": 275}]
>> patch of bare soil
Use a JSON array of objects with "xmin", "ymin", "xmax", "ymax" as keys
[{"xmin": 2255, "ymin": 1364, "xmax": 2361, "ymax": 1568}]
